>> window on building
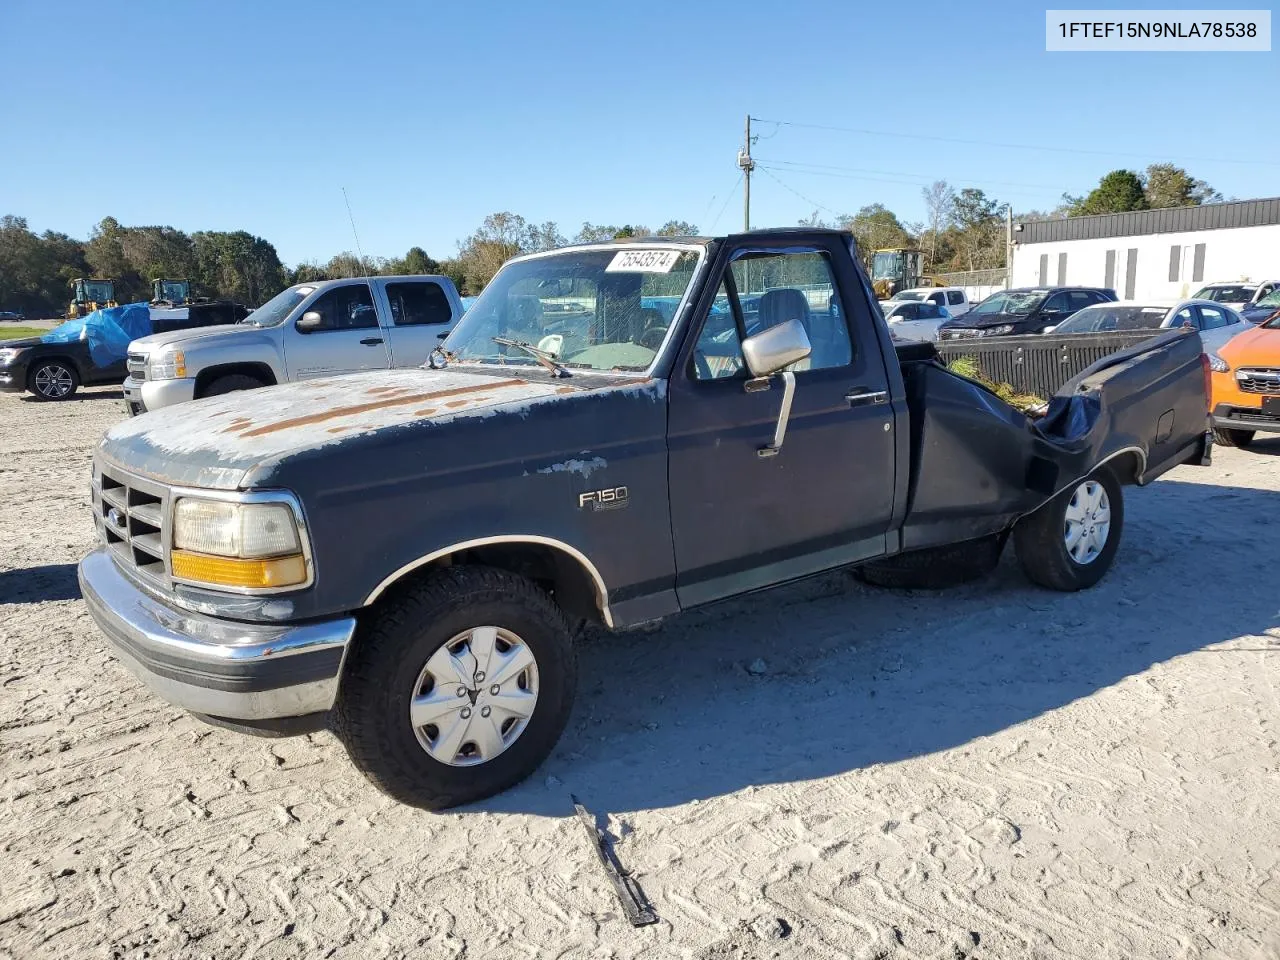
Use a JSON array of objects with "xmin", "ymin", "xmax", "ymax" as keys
[
  {"xmin": 1168, "ymin": 245, "xmax": 1180, "ymax": 282},
  {"xmin": 1192, "ymin": 243, "xmax": 1206, "ymax": 283},
  {"xmin": 1057, "ymin": 252, "xmax": 1067, "ymax": 285},
  {"xmin": 1038, "ymin": 254, "xmax": 1048, "ymax": 286}
]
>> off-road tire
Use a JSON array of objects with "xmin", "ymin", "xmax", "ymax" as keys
[
  {"xmin": 855, "ymin": 535, "xmax": 1004, "ymax": 590},
  {"xmin": 202, "ymin": 373, "xmax": 264, "ymax": 398},
  {"xmin": 1212, "ymin": 427, "xmax": 1255, "ymax": 448},
  {"xmin": 1014, "ymin": 467, "xmax": 1124, "ymax": 591},
  {"xmin": 27, "ymin": 361, "xmax": 79, "ymax": 401},
  {"xmin": 334, "ymin": 566, "xmax": 576, "ymax": 810}
]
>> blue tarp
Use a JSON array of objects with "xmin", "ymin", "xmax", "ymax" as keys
[{"xmin": 41, "ymin": 302, "xmax": 153, "ymax": 368}]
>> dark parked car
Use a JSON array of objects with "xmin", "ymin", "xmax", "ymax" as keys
[
  {"xmin": 0, "ymin": 310, "xmax": 26, "ymax": 322},
  {"xmin": 0, "ymin": 303, "xmax": 247, "ymax": 401},
  {"xmin": 939, "ymin": 286, "xmax": 1117, "ymax": 339},
  {"xmin": 77, "ymin": 228, "xmax": 1211, "ymax": 809}
]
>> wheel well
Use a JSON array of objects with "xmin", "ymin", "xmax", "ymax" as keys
[
  {"xmin": 372, "ymin": 541, "xmax": 608, "ymax": 628},
  {"xmin": 27, "ymin": 355, "xmax": 81, "ymax": 382},
  {"xmin": 1104, "ymin": 449, "xmax": 1145, "ymax": 486},
  {"xmin": 195, "ymin": 362, "xmax": 276, "ymax": 397}
]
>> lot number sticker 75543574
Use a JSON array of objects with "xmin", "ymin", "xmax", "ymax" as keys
[{"xmin": 605, "ymin": 250, "xmax": 681, "ymax": 273}]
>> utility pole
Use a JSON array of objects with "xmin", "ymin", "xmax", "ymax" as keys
[
  {"xmin": 1005, "ymin": 206, "xmax": 1014, "ymax": 289},
  {"xmin": 737, "ymin": 114, "xmax": 755, "ymax": 231}
]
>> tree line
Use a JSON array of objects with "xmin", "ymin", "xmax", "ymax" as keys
[
  {"xmin": 799, "ymin": 162, "xmax": 1220, "ymax": 277},
  {"xmin": 0, "ymin": 162, "xmax": 1218, "ymax": 316}
]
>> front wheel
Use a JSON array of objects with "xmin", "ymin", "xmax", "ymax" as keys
[
  {"xmin": 335, "ymin": 566, "xmax": 577, "ymax": 809},
  {"xmin": 28, "ymin": 361, "xmax": 79, "ymax": 400},
  {"xmin": 202, "ymin": 373, "xmax": 264, "ymax": 398},
  {"xmin": 1014, "ymin": 468, "xmax": 1124, "ymax": 591},
  {"xmin": 1212, "ymin": 427, "xmax": 1255, "ymax": 448}
]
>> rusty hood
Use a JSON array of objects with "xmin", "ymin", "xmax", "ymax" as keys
[{"xmin": 99, "ymin": 368, "xmax": 608, "ymax": 489}]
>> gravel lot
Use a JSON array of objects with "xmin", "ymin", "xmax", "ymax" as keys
[{"xmin": 2, "ymin": 385, "xmax": 1280, "ymax": 960}]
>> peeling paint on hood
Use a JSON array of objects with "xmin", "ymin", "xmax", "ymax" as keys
[{"xmin": 100, "ymin": 368, "xmax": 647, "ymax": 489}]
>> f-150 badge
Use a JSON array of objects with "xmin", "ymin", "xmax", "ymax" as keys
[{"xmin": 579, "ymin": 487, "xmax": 628, "ymax": 511}]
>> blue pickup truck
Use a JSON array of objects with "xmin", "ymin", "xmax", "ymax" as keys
[{"xmin": 78, "ymin": 228, "xmax": 1210, "ymax": 808}]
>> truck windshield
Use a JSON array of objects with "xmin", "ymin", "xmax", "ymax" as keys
[
  {"xmin": 890, "ymin": 291, "xmax": 925, "ymax": 301},
  {"xmin": 444, "ymin": 248, "xmax": 701, "ymax": 373},
  {"xmin": 240, "ymin": 286, "xmax": 313, "ymax": 325},
  {"xmin": 972, "ymin": 292, "xmax": 1044, "ymax": 316}
]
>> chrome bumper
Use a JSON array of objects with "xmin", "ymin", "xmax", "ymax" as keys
[
  {"xmin": 122, "ymin": 376, "xmax": 196, "ymax": 415},
  {"xmin": 78, "ymin": 548, "xmax": 355, "ymax": 721}
]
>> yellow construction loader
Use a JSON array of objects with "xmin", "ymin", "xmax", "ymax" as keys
[
  {"xmin": 869, "ymin": 249, "xmax": 945, "ymax": 299},
  {"xmin": 67, "ymin": 278, "xmax": 119, "ymax": 318}
]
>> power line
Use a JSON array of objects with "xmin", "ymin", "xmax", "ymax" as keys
[
  {"xmin": 756, "ymin": 165, "xmax": 843, "ymax": 218},
  {"xmin": 756, "ymin": 157, "xmax": 1064, "ymax": 191},
  {"xmin": 709, "ymin": 172, "xmax": 744, "ymax": 232},
  {"xmin": 750, "ymin": 116, "xmax": 1280, "ymax": 168},
  {"xmin": 755, "ymin": 163, "xmax": 1048, "ymax": 198}
]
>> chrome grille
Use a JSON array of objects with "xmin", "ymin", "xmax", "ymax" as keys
[
  {"xmin": 1236, "ymin": 368, "xmax": 1280, "ymax": 394},
  {"xmin": 93, "ymin": 462, "xmax": 170, "ymax": 587},
  {"xmin": 126, "ymin": 352, "xmax": 147, "ymax": 380}
]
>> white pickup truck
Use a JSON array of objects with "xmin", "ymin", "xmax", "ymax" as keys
[
  {"xmin": 883, "ymin": 286, "xmax": 971, "ymax": 317},
  {"xmin": 123, "ymin": 275, "xmax": 464, "ymax": 415}
]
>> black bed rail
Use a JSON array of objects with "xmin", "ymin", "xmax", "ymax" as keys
[{"xmin": 934, "ymin": 330, "xmax": 1162, "ymax": 398}]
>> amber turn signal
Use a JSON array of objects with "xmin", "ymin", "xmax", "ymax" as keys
[{"xmin": 171, "ymin": 550, "xmax": 307, "ymax": 589}]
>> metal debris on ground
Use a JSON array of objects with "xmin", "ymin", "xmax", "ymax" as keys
[{"xmin": 570, "ymin": 795, "xmax": 658, "ymax": 927}]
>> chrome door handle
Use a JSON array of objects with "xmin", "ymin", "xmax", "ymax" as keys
[
  {"xmin": 845, "ymin": 389, "xmax": 888, "ymax": 407},
  {"xmin": 359, "ymin": 337, "xmax": 384, "ymax": 346}
]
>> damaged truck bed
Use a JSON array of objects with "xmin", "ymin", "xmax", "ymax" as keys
[{"xmin": 78, "ymin": 228, "xmax": 1211, "ymax": 809}]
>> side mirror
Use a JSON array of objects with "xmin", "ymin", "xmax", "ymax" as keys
[
  {"xmin": 295, "ymin": 311, "xmax": 323, "ymax": 333},
  {"xmin": 741, "ymin": 318, "xmax": 812, "ymax": 378}
]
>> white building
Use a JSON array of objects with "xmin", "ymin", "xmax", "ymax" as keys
[{"xmin": 1010, "ymin": 197, "xmax": 1280, "ymax": 299}]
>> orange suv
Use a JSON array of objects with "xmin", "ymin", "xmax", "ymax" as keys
[{"xmin": 1209, "ymin": 313, "xmax": 1280, "ymax": 448}]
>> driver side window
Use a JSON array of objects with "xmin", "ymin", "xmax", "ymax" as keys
[
  {"xmin": 1042, "ymin": 292, "xmax": 1071, "ymax": 314},
  {"xmin": 691, "ymin": 281, "xmax": 746, "ymax": 380},
  {"xmin": 303, "ymin": 283, "xmax": 377, "ymax": 332}
]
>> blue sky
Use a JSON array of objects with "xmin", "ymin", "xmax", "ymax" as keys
[{"xmin": 1, "ymin": 0, "xmax": 1276, "ymax": 266}]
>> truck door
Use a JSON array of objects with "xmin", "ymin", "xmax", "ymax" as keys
[
  {"xmin": 283, "ymin": 281, "xmax": 390, "ymax": 380},
  {"xmin": 378, "ymin": 279, "xmax": 457, "ymax": 368},
  {"xmin": 667, "ymin": 240, "xmax": 897, "ymax": 608}
]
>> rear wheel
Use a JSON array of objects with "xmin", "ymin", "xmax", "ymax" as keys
[
  {"xmin": 202, "ymin": 373, "xmax": 264, "ymax": 398},
  {"xmin": 335, "ymin": 566, "xmax": 576, "ymax": 809},
  {"xmin": 1014, "ymin": 468, "xmax": 1124, "ymax": 591},
  {"xmin": 1212, "ymin": 427, "xmax": 1255, "ymax": 448},
  {"xmin": 28, "ymin": 361, "xmax": 78, "ymax": 401}
]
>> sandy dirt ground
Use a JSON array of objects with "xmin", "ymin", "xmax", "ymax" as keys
[{"xmin": 2, "ymin": 385, "xmax": 1280, "ymax": 960}]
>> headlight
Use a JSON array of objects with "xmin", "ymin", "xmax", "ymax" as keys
[
  {"xmin": 0, "ymin": 347, "xmax": 26, "ymax": 365},
  {"xmin": 988, "ymin": 325, "xmax": 1015, "ymax": 336},
  {"xmin": 1209, "ymin": 354, "xmax": 1231, "ymax": 373},
  {"xmin": 171, "ymin": 497, "xmax": 309, "ymax": 590},
  {"xmin": 147, "ymin": 348, "xmax": 186, "ymax": 380}
]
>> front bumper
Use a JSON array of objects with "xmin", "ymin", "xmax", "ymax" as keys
[
  {"xmin": 122, "ymin": 375, "xmax": 196, "ymax": 415},
  {"xmin": 0, "ymin": 369, "xmax": 22, "ymax": 392},
  {"xmin": 1212, "ymin": 403, "xmax": 1280, "ymax": 435},
  {"xmin": 78, "ymin": 548, "xmax": 356, "ymax": 721}
]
